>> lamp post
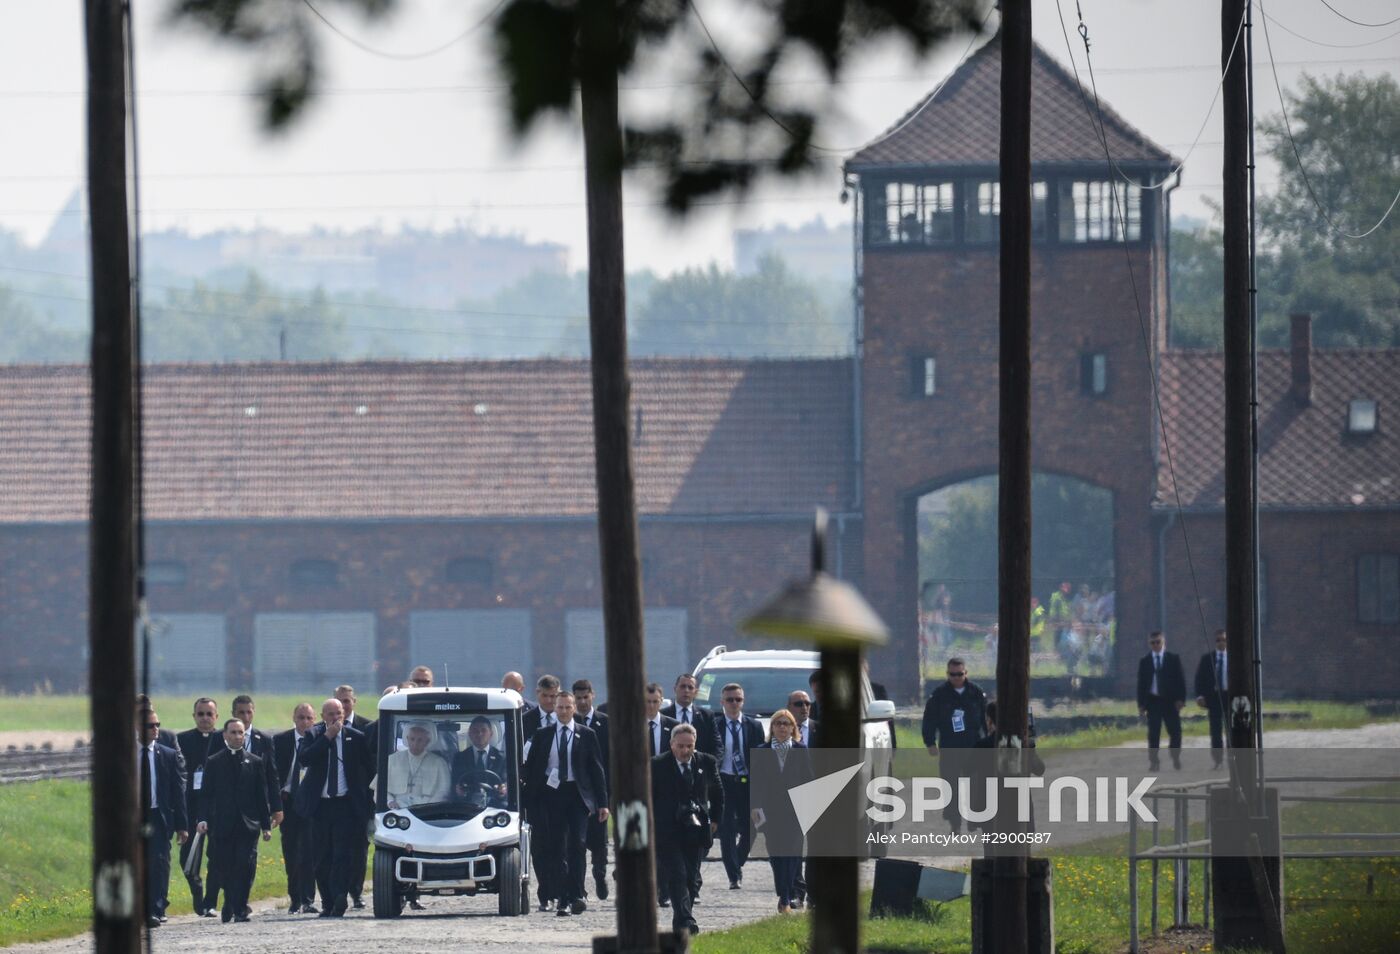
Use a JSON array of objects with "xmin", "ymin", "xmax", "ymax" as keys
[{"xmin": 743, "ymin": 508, "xmax": 888, "ymax": 954}]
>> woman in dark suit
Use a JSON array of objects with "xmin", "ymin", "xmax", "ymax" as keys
[{"xmin": 751, "ymin": 708, "xmax": 812, "ymax": 913}]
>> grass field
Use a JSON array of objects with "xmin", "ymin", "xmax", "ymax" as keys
[
  {"xmin": 0, "ymin": 780, "xmax": 369, "ymax": 947},
  {"xmin": 695, "ymin": 782, "xmax": 1400, "ymax": 953},
  {"xmin": 0, "ymin": 692, "xmax": 382, "ymax": 735}
]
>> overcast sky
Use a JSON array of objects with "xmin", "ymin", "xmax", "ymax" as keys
[{"xmin": 1, "ymin": 0, "xmax": 1395, "ymax": 274}]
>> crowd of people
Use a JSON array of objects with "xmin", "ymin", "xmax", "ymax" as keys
[{"xmin": 133, "ymin": 667, "xmax": 827, "ymax": 938}]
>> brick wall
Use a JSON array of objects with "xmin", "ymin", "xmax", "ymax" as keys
[
  {"xmin": 1158, "ymin": 508, "xmax": 1400, "ymax": 698},
  {"xmin": 0, "ymin": 516, "xmax": 839, "ymax": 694},
  {"xmin": 859, "ymin": 243, "xmax": 1164, "ymax": 699}
]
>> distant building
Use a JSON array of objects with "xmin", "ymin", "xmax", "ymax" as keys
[
  {"xmin": 1, "ymin": 39, "xmax": 1395, "ymax": 700},
  {"xmin": 732, "ymin": 219, "xmax": 851, "ymax": 283}
]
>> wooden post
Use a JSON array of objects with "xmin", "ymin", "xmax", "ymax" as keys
[
  {"xmin": 995, "ymin": 4, "xmax": 1032, "ymax": 953},
  {"xmin": 85, "ymin": 1, "xmax": 141, "ymax": 951},
  {"xmin": 577, "ymin": 0, "xmax": 660, "ymax": 949}
]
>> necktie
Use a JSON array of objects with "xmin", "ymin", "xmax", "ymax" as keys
[
  {"xmin": 682, "ymin": 762, "xmax": 692, "ymax": 786},
  {"xmin": 1216, "ymin": 653, "xmax": 1225, "ymax": 690},
  {"xmin": 680, "ymin": 708, "xmax": 690, "ymax": 725},
  {"xmin": 558, "ymin": 728, "xmax": 571, "ymax": 782},
  {"xmin": 1154, "ymin": 654, "xmax": 1161, "ymax": 673},
  {"xmin": 648, "ymin": 720, "xmax": 657, "ymax": 756},
  {"xmin": 142, "ymin": 747, "xmax": 154, "ymax": 817},
  {"xmin": 730, "ymin": 721, "xmax": 745, "ymax": 775},
  {"xmin": 479, "ymin": 749, "xmax": 487, "ymax": 772},
  {"xmin": 327, "ymin": 738, "xmax": 340, "ymax": 797}
]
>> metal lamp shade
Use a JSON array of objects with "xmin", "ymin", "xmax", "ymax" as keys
[{"xmin": 742, "ymin": 571, "xmax": 889, "ymax": 648}]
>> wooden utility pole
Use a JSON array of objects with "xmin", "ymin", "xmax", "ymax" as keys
[
  {"xmin": 1220, "ymin": 0, "xmax": 1258, "ymax": 760},
  {"xmin": 995, "ymin": 4, "xmax": 1032, "ymax": 953},
  {"xmin": 85, "ymin": 2, "xmax": 140, "ymax": 952},
  {"xmin": 577, "ymin": 0, "xmax": 660, "ymax": 949}
]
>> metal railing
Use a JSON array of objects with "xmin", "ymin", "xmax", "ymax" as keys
[{"xmin": 1127, "ymin": 774, "xmax": 1400, "ymax": 953}]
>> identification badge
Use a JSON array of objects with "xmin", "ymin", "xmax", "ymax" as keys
[
  {"xmin": 192, "ymin": 769, "xmax": 204, "ymax": 791},
  {"xmin": 951, "ymin": 709, "xmax": 965, "ymax": 733},
  {"xmin": 298, "ymin": 766, "xmax": 308, "ymax": 785},
  {"xmin": 546, "ymin": 767, "xmax": 560, "ymax": 789}
]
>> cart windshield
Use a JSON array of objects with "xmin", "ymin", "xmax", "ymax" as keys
[{"xmin": 378, "ymin": 711, "xmax": 519, "ymax": 815}]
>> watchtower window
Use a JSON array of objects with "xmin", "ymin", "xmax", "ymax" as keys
[
  {"xmin": 1059, "ymin": 180, "xmax": 1142, "ymax": 243},
  {"xmin": 875, "ymin": 181, "xmax": 955, "ymax": 246},
  {"xmin": 910, "ymin": 355, "xmax": 937, "ymax": 397},
  {"xmin": 963, "ymin": 180, "xmax": 1048, "ymax": 244}
]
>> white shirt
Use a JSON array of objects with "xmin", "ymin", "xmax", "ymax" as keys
[
  {"xmin": 797, "ymin": 720, "xmax": 812, "ymax": 746},
  {"xmin": 282, "ymin": 729, "xmax": 309, "ymax": 793},
  {"xmin": 675, "ymin": 706, "xmax": 694, "ymax": 725},
  {"xmin": 1151, "ymin": 652, "xmax": 1163, "ymax": 696},
  {"xmin": 1216, "ymin": 651, "xmax": 1227, "ymax": 688},
  {"xmin": 321, "ymin": 730, "xmax": 348, "ymax": 798}
]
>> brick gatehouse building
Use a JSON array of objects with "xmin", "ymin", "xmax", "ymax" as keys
[{"xmin": 2, "ymin": 41, "xmax": 1396, "ymax": 699}]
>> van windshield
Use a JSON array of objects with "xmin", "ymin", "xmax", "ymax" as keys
[
  {"xmin": 694, "ymin": 667, "xmax": 818, "ymax": 716},
  {"xmin": 378, "ymin": 712, "xmax": 518, "ymax": 814}
]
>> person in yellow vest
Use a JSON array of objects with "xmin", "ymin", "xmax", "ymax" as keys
[
  {"xmin": 1028, "ymin": 597, "xmax": 1047, "ymax": 651},
  {"xmin": 1048, "ymin": 581, "xmax": 1073, "ymax": 652}
]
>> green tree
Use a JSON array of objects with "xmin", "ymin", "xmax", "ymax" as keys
[
  {"xmin": 0, "ymin": 285, "xmax": 86, "ymax": 363},
  {"xmin": 1170, "ymin": 73, "xmax": 1399, "ymax": 349},
  {"xmin": 631, "ymin": 255, "xmax": 849, "ymax": 357}
]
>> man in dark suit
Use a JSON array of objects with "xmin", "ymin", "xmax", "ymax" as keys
[
  {"xmin": 644, "ymin": 684, "xmax": 679, "ymax": 759},
  {"xmin": 137, "ymin": 707, "xmax": 188, "ymax": 927},
  {"xmin": 663, "ymin": 673, "xmax": 717, "ymax": 757},
  {"xmin": 522, "ymin": 674, "xmax": 562, "ymax": 744},
  {"xmin": 713, "ymin": 682, "xmax": 765, "ymax": 889},
  {"xmin": 652, "ymin": 723, "xmax": 723, "ymax": 937},
  {"xmin": 176, "ymin": 697, "xmax": 226, "ymax": 916},
  {"xmin": 136, "ymin": 694, "xmax": 179, "ymax": 750},
  {"xmin": 333, "ymin": 684, "xmax": 374, "ymax": 909},
  {"xmin": 296, "ymin": 698, "xmax": 373, "ymax": 918},
  {"xmin": 1194, "ymin": 629, "xmax": 1230, "ymax": 766},
  {"xmin": 521, "ymin": 673, "xmax": 562, "ymax": 909},
  {"xmin": 196, "ymin": 719, "xmax": 272, "ymax": 923},
  {"xmin": 453, "ymin": 716, "xmax": 509, "ymax": 803},
  {"xmin": 1137, "ymin": 631, "xmax": 1187, "ymax": 769},
  {"xmin": 231, "ymin": 694, "xmax": 284, "ymax": 916},
  {"xmin": 573, "ymin": 679, "xmax": 610, "ymax": 901},
  {"xmin": 522, "ymin": 690, "xmax": 609, "ymax": 917},
  {"xmin": 788, "ymin": 691, "xmax": 818, "ymax": 748},
  {"xmin": 273, "ymin": 703, "xmax": 318, "ymax": 914}
]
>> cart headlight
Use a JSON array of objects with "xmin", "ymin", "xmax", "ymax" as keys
[
  {"xmin": 483, "ymin": 814, "xmax": 496, "ymax": 829},
  {"xmin": 495, "ymin": 812, "xmax": 510, "ymax": 828},
  {"xmin": 384, "ymin": 813, "xmax": 409, "ymax": 830}
]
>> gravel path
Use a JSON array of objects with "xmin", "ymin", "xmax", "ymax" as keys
[{"xmin": 5, "ymin": 855, "xmax": 844, "ymax": 953}]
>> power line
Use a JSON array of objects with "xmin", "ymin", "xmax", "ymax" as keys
[
  {"xmin": 1055, "ymin": 0, "xmax": 1216, "ymax": 663},
  {"xmin": 1316, "ymin": 0, "xmax": 1400, "ymax": 29},
  {"xmin": 298, "ymin": 0, "xmax": 506, "ymax": 60},
  {"xmin": 1259, "ymin": 0, "xmax": 1400, "ymax": 239},
  {"xmin": 1260, "ymin": 8, "xmax": 1400, "ymax": 48}
]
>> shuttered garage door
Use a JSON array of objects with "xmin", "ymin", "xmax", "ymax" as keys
[
  {"xmin": 139, "ymin": 613, "xmax": 227, "ymax": 693},
  {"xmin": 409, "ymin": 610, "xmax": 532, "ymax": 689},
  {"xmin": 254, "ymin": 612, "xmax": 376, "ymax": 694},
  {"xmin": 564, "ymin": 608, "xmax": 689, "ymax": 703}
]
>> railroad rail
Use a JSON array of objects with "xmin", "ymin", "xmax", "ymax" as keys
[{"xmin": 0, "ymin": 748, "xmax": 91, "ymax": 784}]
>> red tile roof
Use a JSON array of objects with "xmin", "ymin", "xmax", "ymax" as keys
[
  {"xmin": 0, "ymin": 359, "xmax": 854, "ymax": 524},
  {"xmin": 847, "ymin": 38, "xmax": 1173, "ymax": 170},
  {"xmin": 1156, "ymin": 349, "xmax": 1400, "ymax": 510}
]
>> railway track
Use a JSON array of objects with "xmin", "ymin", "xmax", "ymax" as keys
[{"xmin": 0, "ymin": 748, "xmax": 91, "ymax": 784}]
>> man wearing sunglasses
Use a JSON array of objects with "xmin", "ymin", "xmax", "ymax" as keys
[
  {"xmin": 138, "ymin": 708, "xmax": 188, "ymax": 927},
  {"xmin": 921, "ymin": 657, "xmax": 987, "ymax": 834},
  {"xmin": 713, "ymin": 683, "xmax": 764, "ymax": 890}
]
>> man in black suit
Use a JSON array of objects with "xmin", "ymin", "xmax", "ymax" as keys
[
  {"xmin": 230, "ymin": 694, "xmax": 284, "ymax": 916},
  {"xmin": 273, "ymin": 703, "xmax": 318, "ymax": 914},
  {"xmin": 136, "ymin": 695, "xmax": 179, "ymax": 750},
  {"xmin": 788, "ymin": 691, "xmax": 818, "ymax": 748},
  {"xmin": 644, "ymin": 683, "xmax": 679, "ymax": 759},
  {"xmin": 333, "ymin": 684, "xmax": 374, "ymax": 908},
  {"xmin": 662, "ymin": 673, "xmax": 716, "ymax": 757},
  {"xmin": 296, "ymin": 698, "xmax": 373, "ymax": 918},
  {"xmin": 522, "ymin": 690, "xmax": 609, "ymax": 917},
  {"xmin": 713, "ymin": 682, "xmax": 765, "ymax": 889},
  {"xmin": 1137, "ymin": 631, "xmax": 1187, "ymax": 769},
  {"xmin": 1194, "ymin": 629, "xmax": 1230, "ymax": 766},
  {"xmin": 522, "ymin": 674, "xmax": 562, "ymax": 744},
  {"xmin": 452, "ymin": 716, "xmax": 509, "ymax": 803},
  {"xmin": 137, "ymin": 707, "xmax": 188, "ymax": 927},
  {"xmin": 573, "ymin": 679, "xmax": 610, "ymax": 901},
  {"xmin": 652, "ymin": 723, "xmax": 723, "ymax": 937},
  {"xmin": 176, "ymin": 696, "xmax": 225, "ymax": 916},
  {"xmin": 196, "ymin": 719, "xmax": 272, "ymax": 923}
]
